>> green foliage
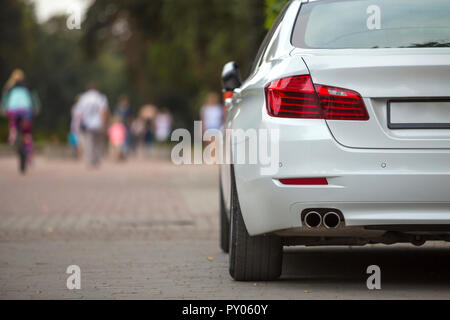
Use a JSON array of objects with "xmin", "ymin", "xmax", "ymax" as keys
[
  {"xmin": 0, "ymin": 0, "xmax": 36, "ymax": 89},
  {"xmin": 0, "ymin": 1, "xmax": 128, "ymax": 143},
  {"xmin": 0, "ymin": 0, "xmax": 37, "ymax": 142},
  {"xmin": 265, "ymin": 0, "xmax": 289, "ymax": 29},
  {"xmin": 0, "ymin": 0, "xmax": 273, "ymax": 142},
  {"xmin": 82, "ymin": 0, "xmax": 267, "ymax": 129}
]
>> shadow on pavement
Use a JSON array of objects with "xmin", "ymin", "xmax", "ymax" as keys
[{"xmin": 281, "ymin": 245, "xmax": 450, "ymax": 287}]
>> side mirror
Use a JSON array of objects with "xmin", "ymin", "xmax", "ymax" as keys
[{"xmin": 221, "ymin": 61, "xmax": 242, "ymax": 92}]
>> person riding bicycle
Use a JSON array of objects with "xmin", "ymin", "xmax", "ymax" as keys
[{"xmin": 1, "ymin": 69, "xmax": 40, "ymax": 164}]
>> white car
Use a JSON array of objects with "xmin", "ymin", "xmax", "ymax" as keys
[{"xmin": 219, "ymin": 0, "xmax": 450, "ymax": 281}]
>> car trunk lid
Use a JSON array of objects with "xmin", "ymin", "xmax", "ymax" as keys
[{"xmin": 298, "ymin": 48, "xmax": 450, "ymax": 149}]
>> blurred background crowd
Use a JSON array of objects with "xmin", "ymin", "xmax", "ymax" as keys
[{"xmin": 0, "ymin": 0, "xmax": 287, "ymax": 164}]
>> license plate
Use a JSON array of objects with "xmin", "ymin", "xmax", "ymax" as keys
[{"xmin": 388, "ymin": 100, "xmax": 450, "ymax": 129}]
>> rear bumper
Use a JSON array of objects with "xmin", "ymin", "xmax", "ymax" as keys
[{"xmin": 233, "ymin": 119, "xmax": 450, "ymax": 236}]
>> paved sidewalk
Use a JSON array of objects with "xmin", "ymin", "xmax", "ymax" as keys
[{"xmin": 0, "ymin": 157, "xmax": 449, "ymax": 299}]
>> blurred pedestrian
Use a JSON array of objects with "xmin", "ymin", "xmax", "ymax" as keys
[
  {"xmin": 139, "ymin": 104, "xmax": 157, "ymax": 147},
  {"xmin": 108, "ymin": 116, "xmax": 127, "ymax": 161},
  {"xmin": 201, "ymin": 92, "xmax": 222, "ymax": 133},
  {"xmin": 144, "ymin": 118, "xmax": 154, "ymax": 147},
  {"xmin": 114, "ymin": 94, "xmax": 132, "ymax": 124},
  {"xmin": 154, "ymin": 107, "xmax": 172, "ymax": 142},
  {"xmin": 74, "ymin": 83, "xmax": 109, "ymax": 168},
  {"xmin": 139, "ymin": 104, "xmax": 157, "ymax": 121},
  {"xmin": 1, "ymin": 69, "xmax": 40, "ymax": 164},
  {"xmin": 200, "ymin": 92, "xmax": 222, "ymax": 158},
  {"xmin": 69, "ymin": 94, "xmax": 82, "ymax": 158},
  {"xmin": 129, "ymin": 116, "xmax": 145, "ymax": 155},
  {"xmin": 114, "ymin": 94, "xmax": 132, "ymax": 154}
]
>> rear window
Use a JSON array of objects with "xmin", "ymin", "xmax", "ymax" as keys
[{"xmin": 292, "ymin": 0, "xmax": 450, "ymax": 49}]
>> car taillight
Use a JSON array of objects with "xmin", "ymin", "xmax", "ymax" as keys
[
  {"xmin": 315, "ymin": 85, "xmax": 369, "ymax": 121},
  {"xmin": 265, "ymin": 75, "xmax": 369, "ymax": 121},
  {"xmin": 265, "ymin": 75, "xmax": 321, "ymax": 119}
]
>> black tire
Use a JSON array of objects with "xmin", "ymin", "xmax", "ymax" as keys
[
  {"xmin": 219, "ymin": 176, "xmax": 230, "ymax": 253},
  {"xmin": 229, "ymin": 167, "xmax": 282, "ymax": 281}
]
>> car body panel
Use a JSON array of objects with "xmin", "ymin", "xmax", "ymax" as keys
[
  {"xmin": 220, "ymin": 0, "xmax": 450, "ymax": 239},
  {"xmin": 233, "ymin": 129, "xmax": 450, "ymax": 235},
  {"xmin": 297, "ymin": 49, "xmax": 450, "ymax": 149}
]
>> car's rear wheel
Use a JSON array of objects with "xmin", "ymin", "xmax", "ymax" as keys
[
  {"xmin": 219, "ymin": 175, "xmax": 230, "ymax": 253},
  {"xmin": 229, "ymin": 167, "xmax": 282, "ymax": 281}
]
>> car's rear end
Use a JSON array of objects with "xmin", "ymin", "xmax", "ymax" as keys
[
  {"xmin": 233, "ymin": 0, "xmax": 450, "ymax": 244},
  {"xmin": 225, "ymin": 0, "xmax": 450, "ymax": 281}
]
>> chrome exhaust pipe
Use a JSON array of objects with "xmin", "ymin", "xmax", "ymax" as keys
[
  {"xmin": 304, "ymin": 211, "xmax": 322, "ymax": 228},
  {"xmin": 323, "ymin": 212, "xmax": 341, "ymax": 229}
]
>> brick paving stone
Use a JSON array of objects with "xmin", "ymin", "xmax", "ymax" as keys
[{"xmin": 0, "ymin": 157, "xmax": 449, "ymax": 300}]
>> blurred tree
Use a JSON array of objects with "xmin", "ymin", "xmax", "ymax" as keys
[
  {"xmin": 265, "ymin": 0, "xmax": 289, "ymax": 29},
  {"xmin": 83, "ymin": 0, "xmax": 267, "ymax": 129},
  {"xmin": 0, "ymin": 0, "xmax": 128, "ymax": 143},
  {"xmin": 0, "ymin": 0, "xmax": 36, "ymax": 86},
  {"xmin": 0, "ymin": 0, "xmax": 37, "ymax": 142},
  {"xmin": 31, "ymin": 16, "xmax": 128, "ymax": 140},
  {"xmin": 1, "ymin": 0, "xmax": 279, "ymax": 142}
]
